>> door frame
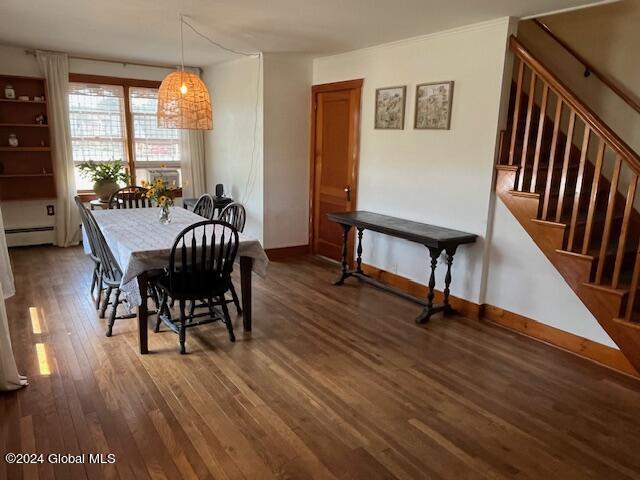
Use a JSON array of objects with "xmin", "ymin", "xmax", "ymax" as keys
[{"xmin": 308, "ymin": 78, "xmax": 364, "ymax": 255}]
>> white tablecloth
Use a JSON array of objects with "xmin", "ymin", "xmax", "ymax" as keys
[{"xmin": 84, "ymin": 207, "xmax": 268, "ymax": 306}]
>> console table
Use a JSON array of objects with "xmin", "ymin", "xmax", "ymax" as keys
[{"xmin": 327, "ymin": 211, "xmax": 477, "ymax": 323}]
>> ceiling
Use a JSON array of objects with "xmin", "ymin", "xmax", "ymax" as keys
[{"xmin": 1, "ymin": 0, "xmax": 609, "ymax": 67}]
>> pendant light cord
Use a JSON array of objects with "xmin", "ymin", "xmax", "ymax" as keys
[
  {"xmin": 180, "ymin": 14, "xmax": 185, "ymax": 71},
  {"xmin": 177, "ymin": 15, "xmax": 261, "ymax": 206},
  {"xmin": 180, "ymin": 16, "xmax": 259, "ymax": 58}
]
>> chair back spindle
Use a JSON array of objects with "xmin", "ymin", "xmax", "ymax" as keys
[
  {"xmin": 109, "ymin": 186, "xmax": 152, "ymax": 209},
  {"xmin": 193, "ymin": 194, "xmax": 215, "ymax": 220},
  {"xmin": 167, "ymin": 221, "xmax": 239, "ymax": 296},
  {"xmin": 219, "ymin": 203, "xmax": 246, "ymax": 233}
]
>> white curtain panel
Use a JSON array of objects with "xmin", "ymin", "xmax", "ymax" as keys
[
  {"xmin": 180, "ymin": 67, "xmax": 207, "ymax": 199},
  {"xmin": 181, "ymin": 129, "xmax": 206, "ymax": 198},
  {"xmin": 36, "ymin": 50, "xmax": 80, "ymax": 247},
  {"xmin": 0, "ymin": 204, "xmax": 27, "ymax": 391}
]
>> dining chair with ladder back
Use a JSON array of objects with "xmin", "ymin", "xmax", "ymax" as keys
[
  {"xmin": 109, "ymin": 186, "xmax": 152, "ymax": 209},
  {"xmin": 192, "ymin": 194, "xmax": 215, "ymax": 220},
  {"xmin": 83, "ymin": 206, "xmax": 159, "ymax": 336},
  {"xmin": 154, "ymin": 220, "xmax": 239, "ymax": 354},
  {"xmin": 218, "ymin": 202, "xmax": 246, "ymax": 313},
  {"xmin": 75, "ymin": 196, "xmax": 103, "ymax": 309}
]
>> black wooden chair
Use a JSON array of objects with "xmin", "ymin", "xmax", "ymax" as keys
[
  {"xmin": 154, "ymin": 220, "xmax": 239, "ymax": 354},
  {"xmin": 109, "ymin": 186, "xmax": 152, "ymax": 209},
  {"xmin": 193, "ymin": 194, "xmax": 215, "ymax": 220},
  {"xmin": 78, "ymin": 206, "xmax": 137, "ymax": 335},
  {"xmin": 218, "ymin": 202, "xmax": 246, "ymax": 312},
  {"xmin": 219, "ymin": 202, "xmax": 246, "ymax": 231},
  {"xmin": 75, "ymin": 196, "xmax": 103, "ymax": 309}
]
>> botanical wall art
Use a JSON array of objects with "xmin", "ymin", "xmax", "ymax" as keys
[
  {"xmin": 414, "ymin": 81, "xmax": 454, "ymax": 130},
  {"xmin": 375, "ymin": 86, "xmax": 406, "ymax": 129}
]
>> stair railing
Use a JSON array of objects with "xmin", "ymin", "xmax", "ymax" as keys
[
  {"xmin": 532, "ymin": 19, "xmax": 640, "ymax": 116},
  {"xmin": 503, "ymin": 35, "xmax": 640, "ymax": 320}
]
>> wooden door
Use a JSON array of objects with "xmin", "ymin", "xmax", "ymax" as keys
[{"xmin": 310, "ymin": 79, "xmax": 363, "ymax": 261}]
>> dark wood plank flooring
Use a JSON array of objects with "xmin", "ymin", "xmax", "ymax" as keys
[{"xmin": 2, "ymin": 246, "xmax": 640, "ymax": 479}]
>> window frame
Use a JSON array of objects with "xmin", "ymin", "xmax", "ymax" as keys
[{"xmin": 68, "ymin": 73, "xmax": 182, "ymax": 200}]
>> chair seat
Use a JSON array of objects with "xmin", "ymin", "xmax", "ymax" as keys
[{"xmin": 156, "ymin": 271, "xmax": 231, "ymax": 300}]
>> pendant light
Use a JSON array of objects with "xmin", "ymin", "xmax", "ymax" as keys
[{"xmin": 157, "ymin": 15, "xmax": 212, "ymax": 130}]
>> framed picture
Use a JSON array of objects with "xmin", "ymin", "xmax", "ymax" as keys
[
  {"xmin": 375, "ymin": 86, "xmax": 406, "ymax": 129},
  {"xmin": 414, "ymin": 81, "xmax": 454, "ymax": 130}
]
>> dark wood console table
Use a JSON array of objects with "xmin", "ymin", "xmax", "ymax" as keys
[{"xmin": 327, "ymin": 211, "xmax": 477, "ymax": 323}]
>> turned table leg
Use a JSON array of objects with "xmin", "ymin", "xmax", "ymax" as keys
[
  {"xmin": 442, "ymin": 246, "xmax": 457, "ymax": 314},
  {"xmin": 415, "ymin": 247, "xmax": 443, "ymax": 324},
  {"xmin": 355, "ymin": 227, "xmax": 364, "ymax": 274},
  {"xmin": 334, "ymin": 224, "xmax": 352, "ymax": 285}
]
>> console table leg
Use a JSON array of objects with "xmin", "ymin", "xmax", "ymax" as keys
[
  {"xmin": 442, "ymin": 247, "xmax": 457, "ymax": 315},
  {"xmin": 334, "ymin": 224, "xmax": 352, "ymax": 285},
  {"xmin": 356, "ymin": 227, "xmax": 364, "ymax": 274},
  {"xmin": 416, "ymin": 247, "xmax": 442, "ymax": 323}
]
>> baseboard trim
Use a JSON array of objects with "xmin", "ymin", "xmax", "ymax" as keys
[
  {"xmin": 265, "ymin": 245, "xmax": 310, "ymax": 261},
  {"xmin": 359, "ymin": 262, "xmax": 638, "ymax": 378},
  {"xmin": 481, "ymin": 305, "xmax": 638, "ymax": 378}
]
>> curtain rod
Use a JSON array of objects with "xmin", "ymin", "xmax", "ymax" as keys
[{"xmin": 24, "ymin": 49, "xmax": 201, "ymax": 74}]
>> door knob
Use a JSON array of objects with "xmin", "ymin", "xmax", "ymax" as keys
[{"xmin": 344, "ymin": 185, "xmax": 351, "ymax": 201}]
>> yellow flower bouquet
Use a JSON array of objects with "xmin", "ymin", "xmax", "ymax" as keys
[{"xmin": 141, "ymin": 177, "xmax": 178, "ymax": 224}]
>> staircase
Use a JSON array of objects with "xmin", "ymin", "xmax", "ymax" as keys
[{"xmin": 496, "ymin": 36, "xmax": 640, "ymax": 374}]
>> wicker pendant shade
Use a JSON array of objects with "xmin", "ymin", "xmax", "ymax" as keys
[{"xmin": 157, "ymin": 70, "xmax": 212, "ymax": 130}]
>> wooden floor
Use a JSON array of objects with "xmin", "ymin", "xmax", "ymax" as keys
[{"xmin": 2, "ymin": 247, "xmax": 640, "ymax": 480}]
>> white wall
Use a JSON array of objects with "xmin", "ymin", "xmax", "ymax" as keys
[
  {"xmin": 202, "ymin": 56, "xmax": 264, "ymax": 242},
  {"xmin": 312, "ymin": 17, "xmax": 615, "ymax": 347},
  {"xmin": 0, "ymin": 43, "xmax": 173, "ymax": 246},
  {"xmin": 313, "ymin": 19, "xmax": 512, "ymax": 304},
  {"xmin": 518, "ymin": 1, "xmax": 640, "ymax": 153},
  {"xmin": 263, "ymin": 53, "xmax": 312, "ymax": 249},
  {"xmin": 485, "ymin": 200, "xmax": 615, "ymax": 347}
]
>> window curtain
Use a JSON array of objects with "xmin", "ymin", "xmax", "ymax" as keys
[
  {"xmin": 36, "ymin": 50, "xmax": 80, "ymax": 247},
  {"xmin": 180, "ymin": 68, "xmax": 207, "ymax": 199},
  {"xmin": 0, "ymin": 204, "xmax": 27, "ymax": 391}
]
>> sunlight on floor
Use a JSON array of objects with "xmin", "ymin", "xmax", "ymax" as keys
[
  {"xmin": 29, "ymin": 306, "xmax": 42, "ymax": 334},
  {"xmin": 35, "ymin": 343, "xmax": 51, "ymax": 376}
]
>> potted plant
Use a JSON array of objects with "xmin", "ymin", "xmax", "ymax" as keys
[{"xmin": 77, "ymin": 160, "xmax": 129, "ymax": 202}]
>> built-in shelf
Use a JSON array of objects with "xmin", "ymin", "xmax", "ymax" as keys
[
  {"xmin": 0, "ymin": 74, "xmax": 55, "ymax": 202},
  {"xmin": 0, "ymin": 173, "xmax": 53, "ymax": 178},
  {"xmin": 0, "ymin": 99, "xmax": 46, "ymax": 104},
  {"xmin": 0, "ymin": 147, "xmax": 50, "ymax": 152},
  {"xmin": 0, "ymin": 123, "xmax": 48, "ymax": 128}
]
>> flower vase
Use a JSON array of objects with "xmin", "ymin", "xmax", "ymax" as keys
[{"xmin": 159, "ymin": 204, "xmax": 172, "ymax": 224}]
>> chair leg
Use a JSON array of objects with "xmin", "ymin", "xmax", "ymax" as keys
[
  {"xmin": 100, "ymin": 286, "xmax": 112, "ymax": 319},
  {"xmin": 91, "ymin": 264, "xmax": 98, "ymax": 295},
  {"xmin": 106, "ymin": 290, "xmax": 121, "ymax": 337},
  {"xmin": 179, "ymin": 299, "xmax": 187, "ymax": 354},
  {"xmin": 229, "ymin": 282, "xmax": 242, "ymax": 314},
  {"xmin": 95, "ymin": 274, "xmax": 103, "ymax": 310},
  {"xmin": 219, "ymin": 296, "xmax": 236, "ymax": 343},
  {"xmin": 155, "ymin": 291, "xmax": 170, "ymax": 333}
]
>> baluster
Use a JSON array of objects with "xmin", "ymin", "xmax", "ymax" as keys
[
  {"xmin": 541, "ymin": 97, "xmax": 562, "ymax": 220},
  {"xmin": 581, "ymin": 140, "xmax": 605, "ymax": 254},
  {"xmin": 595, "ymin": 156, "xmax": 622, "ymax": 284},
  {"xmin": 555, "ymin": 111, "xmax": 576, "ymax": 223},
  {"xmin": 508, "ymin": 61, "xmax": 525, "ymax": 166},
  {"xmin": 612, "ymin": 172, "xmax": 638, "ymax": 289},
  {"xmin": 626, "ymin": 248, "xmax": 640, "ymax": 320},
  {"xmin": 567, "ymin": 126, "xmax": 590, "ymax": 251},
  {"xmin": 530, "ymin": 84, "xmax": 549, "ymax": 193},
  {"xmin": 517, "ymin": 72, "xmax": 537, "ymax": 191}
]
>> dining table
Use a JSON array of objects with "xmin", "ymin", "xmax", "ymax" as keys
[{"xmin": 84, "ymin": 206, "xmax": 269, "ymax": 354}]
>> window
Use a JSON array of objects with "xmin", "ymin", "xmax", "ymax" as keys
[
  {"xmin": 69, "ymin": 83, "xmax": 126, "ymax": 191},
  {"xmin": 129, "ymin": 87, "xmax": 182, "ymax": 188},
  {"xmin": 68, "ymin": 76, "xmax": 182, "ymax": 193}
]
